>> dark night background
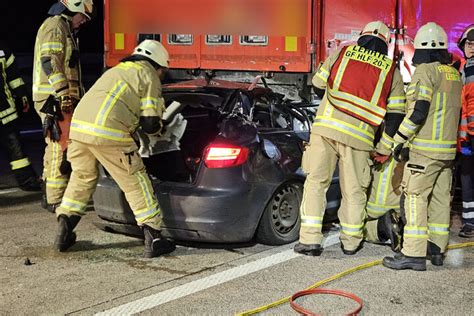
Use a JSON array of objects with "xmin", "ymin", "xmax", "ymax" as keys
[
  {"xmin": 0, "ymin": 0, "xmax": 105, "ymax": 130},
  {"xmin": 0, "ymin": 1, "xmax": 105, "ymax": 184}
]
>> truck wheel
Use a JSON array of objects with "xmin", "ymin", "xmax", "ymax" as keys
[{"xmin": 256, "ymin": 182, "xmax": 302, "ymax": 245}]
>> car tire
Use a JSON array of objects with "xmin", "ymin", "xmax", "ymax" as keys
[{"xmin": 256, "ymin": 182, "xmax": 302, "ymax": 245}]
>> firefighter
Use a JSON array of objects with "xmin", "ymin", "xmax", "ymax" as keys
[
  {"xmin": 294, "ymin": 21, "xmax": 405, "ymax": 256},
  {"xmin": 53, "ymin": 40, "xmax": 175, "ymax": 258},
  {"xmin": 383, "ymin": 23, "xmax": 462, "ymax": 271},
  {"xmin": 457, "ymin": 25, "xmax": 474, "ymax": 238},
  {"xmin": 33, "ymin": 0, "xmax": 94, "ymax": 213},
  {"xmin": 363, "ymin": 152, "xmax": 405, "ymax": 252},
  {"xmin": 0, "ymin": 41, "xmax": 41, "ymax": 191}
]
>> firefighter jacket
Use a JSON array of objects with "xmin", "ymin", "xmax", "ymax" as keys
[
  {"xmin": 33, "ymin": 15, "xmax": 82, "ymax": 102},
  {"xmin": 458, "ymin": 58, "xmax": 474, "ymax": 141},
  {"xmin": 394, "ymin": 62, "xmax": 462, "ymax": 160},
  {"xmin": 70, "ymin": 60, "xmax": 165, "ymax": 145},
  {"xmin": 312, "ymin": 46, "xmax": 405, "ymax": 151},
  {"xmin": 0, "ymin": 41, "xmax": 28, "ymax": 127}
]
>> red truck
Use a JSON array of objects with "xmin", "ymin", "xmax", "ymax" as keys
[{"xmin": 104, "ymin": 0, "xmax": 472, "ymax": 98}]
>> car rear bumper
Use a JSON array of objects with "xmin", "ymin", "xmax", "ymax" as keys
[{"xmin": 93, "ymin": 177, "xmax": 275, "ymax": 243}]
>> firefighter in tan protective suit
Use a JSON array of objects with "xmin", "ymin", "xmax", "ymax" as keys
[
  {"xmin": 294, "ymin": 21, "xmax": 405, "ymax": 256},
  {"xmin": 363, "ymin": 129, "xmax": 406, "ymax": 252},
  {"xmin": 54, "ymin": 40, "xmax": 175, "ymax": 258},
  {"xmin": 33, "ymin": 0, "xmax": 94, "ymax": 213},
  {"xmin": 383, "ymin": 23, "xmax": 462, "ymax": 271}
]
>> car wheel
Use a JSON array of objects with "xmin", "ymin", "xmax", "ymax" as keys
[{"xmin": 256, "ymin": 182, "xmax": 302, "ymax": 245}]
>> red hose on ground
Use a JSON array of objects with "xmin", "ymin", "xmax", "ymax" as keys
[{"xmin": 290, "ymin": 288, "xmax": 364, "ymax": 316}]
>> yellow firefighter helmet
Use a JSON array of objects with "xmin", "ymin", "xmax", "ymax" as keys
[
  {"xmin": 360, "ymin": 21, "xmax": 391, "ymax": 46},
  {"xmin": 414, "ymin": 22, "xmax": 448, "ymax": 49},
  {"xmin": 133, "ymin": 40, "xmax": 170, "ymax": 68}
]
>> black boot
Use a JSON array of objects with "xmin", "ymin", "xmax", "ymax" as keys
[
  {"xmin": 55, "ymin": 215, "xmax": 81, "ymax": 252},
  {"xmin": 143, "ymin": 226, "xmax": 176, "ymax": 258},
  {"xmin": 294, "ymin": 243, "xmax": 323, "ymax": 256},
  {"xmin": 341, "ymin": 242, "xmax": 363, "ymax": 255},
  {"xmin": 47, "ymin": 203, "xmax": 61, "ymax": 214},
  {"xmin": 41, "ymin": 181, "xmax": 48, "ymax": 210},
  {"xmin": 383, "ymin": 253, "xmax": 426, "ymax": 271},
  {"xmin": 427, "ymin": 241, "xmax": 444, "ymax": 266},
  {"xmin": 377, "ymin": 209, "xmax": 402, "ymax": 252}
]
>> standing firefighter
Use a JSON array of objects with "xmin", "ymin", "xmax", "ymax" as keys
[
  {"xmin": 54, "ymin": 40, "xmax": 175, "ymax": 258},
  {"xmin": 383, "ymin": 23, "xmax": 462, "ymax": 271},
  {"xmin": 457, "ymin": 25, "xmax": 474, "ymax": 238},
  {"xmin": 0, "ymin": 41, "xmax": 41, "ymax": 191},
  {"xmin": 33, "ymin": 0, "xmax": 94, "ymax": 212},
  {"xmin": 295, "ymin": 21, "xmax": 405, "ymax": 256}
]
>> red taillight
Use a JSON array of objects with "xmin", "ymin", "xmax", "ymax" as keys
[{"xmin": 203, "ymin": 144, "xmax": 249, "ymax": 169}]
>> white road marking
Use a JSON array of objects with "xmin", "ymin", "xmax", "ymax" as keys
[
  {"xmin": 0, "ymin": 188, "xmax": 20, "ymax": 195},
  {"xmin": 96, "ymin": 232, "xmax": 340, "ymax": 315}
]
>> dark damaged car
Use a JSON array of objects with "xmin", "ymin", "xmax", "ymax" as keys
[{"xmin": 93, "ymin": 79, "xmax": 340, "ymax": 245}]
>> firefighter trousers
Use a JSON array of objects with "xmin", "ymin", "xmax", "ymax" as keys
[
  {"xmin": 56, "ymin": 140, "xmax": 162, "ymax": 230},
  {"xmin": 35, "ymin": 100, "xmax": 69, "ymax": 204},
  {"xmin": 299, "ymin": 134, "xmax": 372, "ymax": 251},
  {"xmin": 460, "ymin": 154, "xmax": 474, "ymax": 228},
  {"xmin": 0, "ymin": 128, "xmax": 37, "ymax": 187},
  {"xmin": 364, "ymin": 158, "xmax": 404, "ymax": 243},
  {"xmin": 400, "ymin": 152, "xmax": 452, "ymax": 257}
]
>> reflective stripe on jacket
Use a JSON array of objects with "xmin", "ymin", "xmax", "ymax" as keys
[
  {"xmin": 326, "ymin": 45, "xmax": 396, "ymax": 126},
  {"xmin": 0, "ymin": 42, "xmax": 28, "ymax": 126},
  {"xmin": 395, "ymin": 62, "xmax": 462, "ymax": 160},
  {"xmin": 33, "ymin": 15, "xmax": 82, "ymax": 102},
  {"xmin": 70, "ymin": 60, "xmax": 165, "ymax": 146},
  {"xmin": 311, "ymin": 47, "xmax": 405, "ymax": 151}
]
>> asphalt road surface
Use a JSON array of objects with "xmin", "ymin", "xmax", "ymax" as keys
[{"xmin": 0, "ymin": 186, "xmax": 472, "ymax": 315}]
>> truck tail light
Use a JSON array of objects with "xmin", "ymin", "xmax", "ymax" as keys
[{"xmin": 203, "ymin": 144, "xmax": 249, "ymax": 169}]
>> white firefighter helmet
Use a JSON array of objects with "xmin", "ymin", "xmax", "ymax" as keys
[
  {"xmin": 414, "ymin": 22, "xmax": 448, "ymax": 49},
  {"xmin": 360, "ymin": 21, "xmax": 391, "ymax": 46},
  {"xmin": 458, "ymin": 25, "xmax": 474, "ymax": 50},
  {"xmin": 133, "ymin": 40, "xmax": 169, "ymax": 68},
  {"xmin": 60, "ymin": 0, "xmax": 94, "ymax": 19}
]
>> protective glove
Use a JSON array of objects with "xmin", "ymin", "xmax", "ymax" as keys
[
  {"xmin": 393, "ymin": 143, "xmax": 409, "ymax": 162},
  {"xmin": 372, "ymin": 152, "xmax": 391, "ymax": 165},
  {"xmin": 60, "ymin": 96, "xmax": 77, "ymax": 114},
  {"xmin": 43, "ymin": 114, "xmax": 61, "ymax": 141}
]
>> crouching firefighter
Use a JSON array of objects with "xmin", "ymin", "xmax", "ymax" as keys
[
  {"xmin": 33, "ymin": 0, "xmax": 94, "ymax": 213},
  {"xmin": 364, "ymin": 120, "xmax": 407, "ymax": 252},
  {"xmin": 294, "ymin": 21, "xmax": 405, "ymax": 256},
  {"xmin": 0, "ymin": 40, "xmax": 41, "ymax": 191},
  {"xmin": 54, "ymin": 40, "xmax": 176, "ymax": 258},
  {"xmin": 383, "ymin": 23, "xmax": 462, "ymax": 271}
]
